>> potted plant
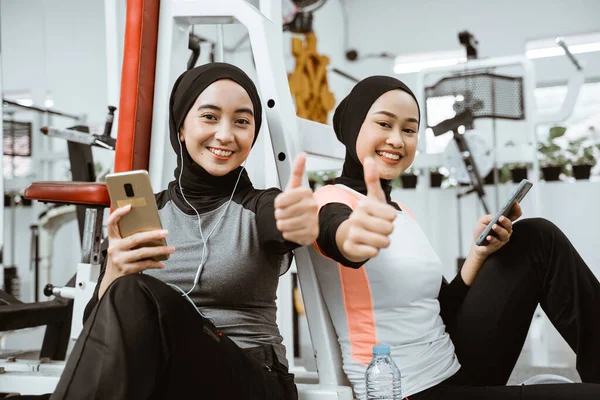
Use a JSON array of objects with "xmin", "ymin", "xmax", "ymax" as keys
[
  {"xmin": 308, "ymin": 170, "xmax": 339, "ymax": 190},
  {"xmin": 566, "ymin": 137, "xmax": 599, "ymax": 180},
  {"xmin": 505, "ymin": 163, "xmax": 528, "ymax": 183},
  {"xmin": 503, "ymin": 140, "xmax": 528, "ymax": 183},
  {"xmin": 400, "ymin": 167, "xmax": 418, "ymax": 189},
  {"xmin": 430, "ymin": 167, "xmax": 444, "ymax": 188},
  {"xmin": 483, "ymin": 168, "xmax": 497, "ymax": 185},
  {"xmin": 538, "ymin": 126, "xmax": 569, "ymax": 181},
  {"xmin": 483, "ymin": 166, "xmax": 511, "ymax": 185}
]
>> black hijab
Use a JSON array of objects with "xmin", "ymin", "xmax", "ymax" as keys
[
  {"xmin": 332, "ymin": 76, "xmax": 420, "ymax": 201},
  {"xmin": 168, "ymin": 63, "xmax": 263, "ymax": 214}
]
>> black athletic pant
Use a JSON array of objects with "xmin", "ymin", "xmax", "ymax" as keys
[
  {"xmin": 49, "ymin": 274, "xmax": 297, "ymax": 400},
  {"xmin": 411, "ymin": 218, "xmax": 600, "ymax": 400}
]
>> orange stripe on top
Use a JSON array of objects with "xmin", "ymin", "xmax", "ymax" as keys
[
  {"xmin": 313, "ymin": 185, "xmax": 379, "ymax": 366},
  {"xmin": 313, "ymin": 185, "xmax": 419, "ymax": 365},
  {"xmin": 338, "ymin": 263, "xmax": 377, "ymax": 365}
]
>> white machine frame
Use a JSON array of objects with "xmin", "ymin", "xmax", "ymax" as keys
[
  {"xmin": 1, "ymin": 1, "xmax": 353, "ymax": 398},
  {"xmin": 0, "ymin": 45, "xmax": 5, "ymax": 290},
  {"xmin": 35, "ymin": 205, "xmax": 78, "ymax": 302},
  {"xmin": 412, "ymin": 54, "xmax": 584, "ymax": 258},
  {"xmin": 414, "ymin": 54, "xmax": 584, "ymax": 174},
  {"xmin": 0, "ymin": 206, "xmax": 103, "ymax": 394}
]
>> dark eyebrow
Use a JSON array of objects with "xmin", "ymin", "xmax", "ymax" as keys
[
  {"xmin": 198, "ymin": 104, "xmax": 221, "ymax": 112},
  {"xmin": 373, "ymin": 110, "xmax": 419, "ymax": 124},
  {"xmin": 235, "ymin": 107, "xmax": 254, "ymax": 117},
  {"xmin": 198, "ymin": 103, "xmax": 253, "ymax": 117},
  {"xmin": 373, "ymin": 110, "xmax": 397, "ymax": 119}
]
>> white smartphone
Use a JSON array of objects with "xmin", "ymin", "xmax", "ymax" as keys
[
  {"xmin": 475, "ymin": 179, "xmax": 533, "ymax": 246},
  {"xmin": 105, "ymin": 170, "xmax": 169, "ymax": 261}
]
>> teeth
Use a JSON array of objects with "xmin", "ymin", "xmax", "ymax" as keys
[
  {"xmin": 208, "ymin": 148, "xmax": 233, "ymax": 157},
  {"xmin": 376, "ymin": 151, "xmax": 400, "ymax": 160}
]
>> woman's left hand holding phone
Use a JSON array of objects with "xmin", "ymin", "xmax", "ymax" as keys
[
  {"xmin": 471, "ymin": 202, "xmax": 523, "ymax": 259},
  {"xmin": 460, "ymin": 203, "xmax": 523, "ymax": 286},
  {"xmin": 98, "ymin": 204, "xmax": 175, "ymax": 300}
]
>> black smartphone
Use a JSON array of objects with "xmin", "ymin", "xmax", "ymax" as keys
[{"xmin": 475, "ymin": 179, "xmax": 533, "ymax": 246}]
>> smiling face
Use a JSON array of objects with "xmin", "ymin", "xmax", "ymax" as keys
[
  {"xmin": 355, "ymin": 89, "xmax": 420, "ymax": 180},
  {"xmin": 179, "ymin": 79, "xmax": 256, "ymax": 176}
]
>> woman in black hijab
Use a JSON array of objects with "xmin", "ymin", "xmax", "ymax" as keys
[
  {"xmin": 314, "ymin": 76, "xmax": 600, "ymax": 399},
  {"xmin": 48, "ymin": 63, "xmax": 318, "ymax": 400}
]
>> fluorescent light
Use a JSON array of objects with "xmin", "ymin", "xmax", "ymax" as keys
[
  {"xmin": 527, "ymin": 42, "xmax": 600, "ymax": 59},
  {"xmin": 16, "ymin": 98, "xmax": 34, "ymax": 107},
  {"xmin": 394, "ymin": 57, "xmax": 467, "ymax": 74},
  {"xmin": 394, "ymin": 49, "xmax": 466, "ymax": 75},
  {"xmin": 526, "ymin": 32, "xmax": 600, "ymax": 59}
]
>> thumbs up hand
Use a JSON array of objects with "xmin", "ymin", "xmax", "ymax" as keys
[
  {"xmin": 336, "ymin": 157, "xmax": 397, "ymax": 262},
  {"xmin": 274, "ymin": 153, "xmax": 319, "ymax": 246},
  {"xmin": 364, "ymin": 156, "xmax": 387, "ymax": 202}
]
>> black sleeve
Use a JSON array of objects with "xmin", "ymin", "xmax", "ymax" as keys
[
  {"xmin": 438, "ymin": 272, "xmax": 470, "ymax": 331},
  {"xmin": 82, "ymin": 240, "xmax": 108, "ymax": 324},
  {"xmin": 316, "ymin": 202, "xmax": 367, "ymax": 269},
  {"xmin": 255, "ymin": 188, "xmax": 300, "ymax": 255}
]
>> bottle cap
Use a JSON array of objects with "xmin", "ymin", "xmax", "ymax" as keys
[{"xmin": 373, "ymin": 344, "xmax": 391, "ymax": 355}]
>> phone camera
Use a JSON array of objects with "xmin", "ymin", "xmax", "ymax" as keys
[{"xmin": 124, "ymin": 183, "xmax": 135, "ymax": 198}]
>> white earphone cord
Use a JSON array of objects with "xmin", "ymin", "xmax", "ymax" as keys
[{"xmin": 167, "ymin": 139, "xmax": 245, "ymax": 308}]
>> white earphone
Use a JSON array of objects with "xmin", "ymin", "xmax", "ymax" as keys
[{"xmin": 167, "ymin": 138, "xmax": 245, "ymax": 316}]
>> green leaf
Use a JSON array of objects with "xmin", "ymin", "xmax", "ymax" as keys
[
  {"xmin": 570, "ymin": 137, "xmax": 587, "ymax": 146},
  {"xmin": 548, "ymin": 143, "xmax": 561, "ymax": 152},
  {"xmin": 549, "ymin": 126, "xmax": 567, "ymax": 139}
]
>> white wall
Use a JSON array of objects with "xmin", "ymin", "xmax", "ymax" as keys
[
  {"xmin": 199, "ymin": 0, "xmax": 600, "ymax": 172},
  {"xmin": 1, "ymin": 0, "xmax": 112, "ymax": 178},
  {"xmin": 1, "ymin": 0, "xmax": 108, "ymax": 126},
  {"xmin": 307, "ymin": 0, "xmax": 600, "ymax": 95},
  {"xmin": 393, "ymin": 180, "xmax": 600, "ymax": 281},
  {"xmin": 1, "ymin": 0, "xmax": 108, "ymax": 301}
]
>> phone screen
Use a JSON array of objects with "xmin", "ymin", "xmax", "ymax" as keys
[{"xmin": 475, "ymin": 179, "xmax": 532, "ymax": 246}]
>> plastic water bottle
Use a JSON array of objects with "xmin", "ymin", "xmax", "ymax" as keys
[{"xmin": 365, "ymin": 344, "xmax": 402, "ymax": 399}]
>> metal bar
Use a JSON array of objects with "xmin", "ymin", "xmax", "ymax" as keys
[
  {"xmin": 2, "ymin": 99, "xmax": 81, "ymax": 120},
  {"xmin": 80, "ymin": 209, "xmax": 104, "ymax": 265},
  {"xmin": 43, "ymin": 127, "xmax": 96, "ymax": 146},
  {"xmin": 556, "ymin": 38, "xmax": 583, "ymax": 71},
  {"xmin": 330, "ymin": 67, "xmax": 360, "ymax": 83},
  {"xmin": 104, "ymin": 0, "xmax": 122, "ymax": 107},
  {"xmin": 260, "ymin": 0, "xmax": 281, "ymax": 25},
  {"xmin": 537, "ymin": 76, "xmax": 600, "ymax": 88},
  {"xmin": 0, "ymin": 47, "xmax": 4, "ymax": 291},
  {"xmin": 457, "ymin": 193, "xmax": 463, "ymax": 258},
  {"xmin": 189, "ymin": 32, "xmax": 249, "ymax": 53},
  {"xmin": 31, "ymin": 226, "xmax": 40, "ymax": 302},
  {"xmin": 215, "ymin": 25, "xmax": 225, "ymax": 62}
]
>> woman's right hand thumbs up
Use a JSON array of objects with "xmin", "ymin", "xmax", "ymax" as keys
[{"xmin": 335, "ymin": 157, "xmax": 397, "ymax": 263}]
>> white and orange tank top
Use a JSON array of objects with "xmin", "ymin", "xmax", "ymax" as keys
[{"xmin": 313, "ymin": 184, "xmax": 460, "ymax": 399}]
